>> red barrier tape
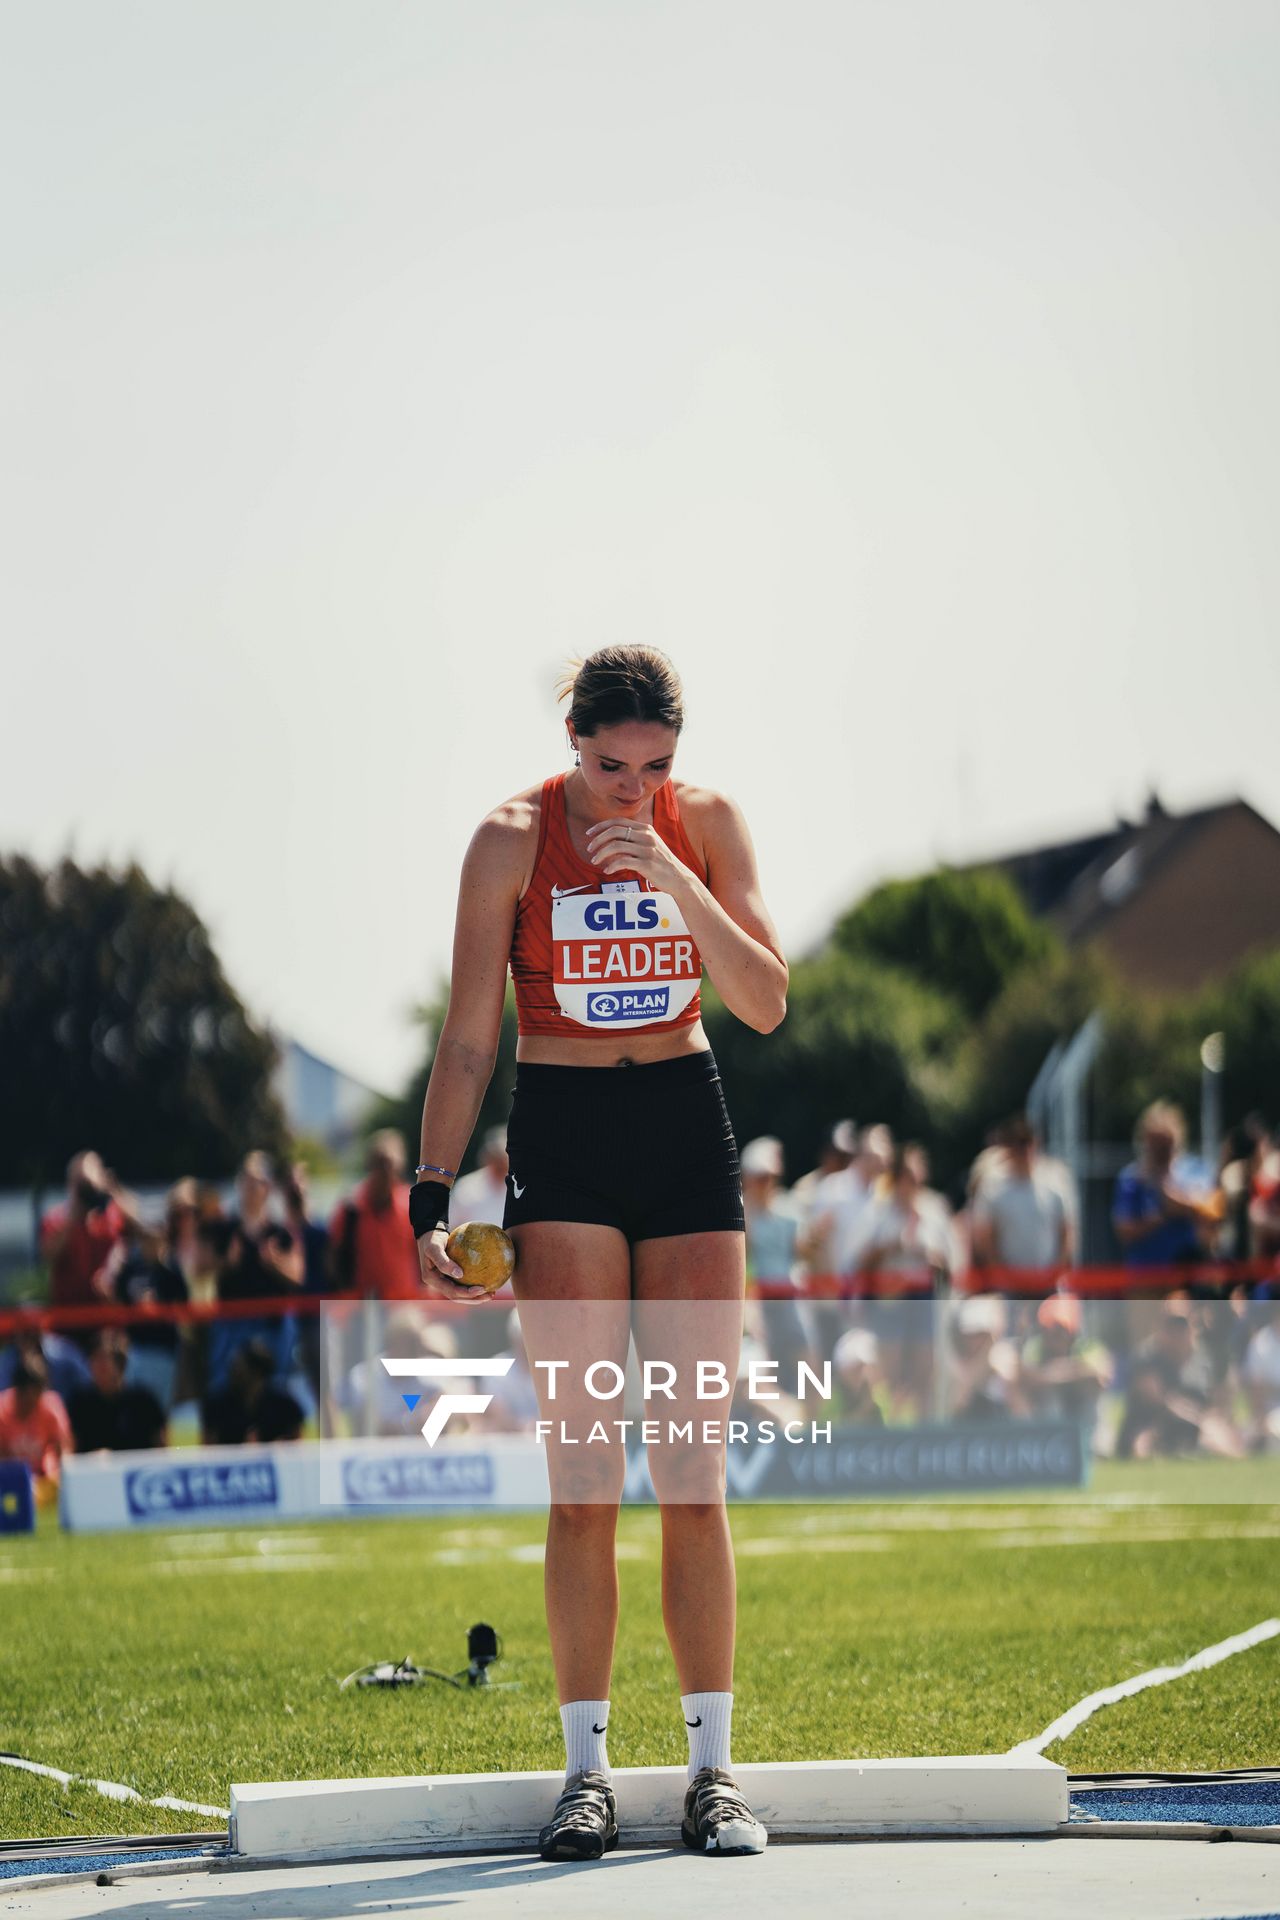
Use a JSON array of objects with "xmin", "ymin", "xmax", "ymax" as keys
[
  {"xmin": 0, "ymin": 1290, "xmax": 523, "ymax": 1340},
  {"xmin": 0, "ymin": 1290, "xmax": 342, "ymax": 1340},
  {"xmin": 960, "ymin": 1261, "xmax": 1279, "ymax": 1298},
  {"xmin": 752, "ymin": 1261, "xmax": 1278, "ymax": 1300},
  {"xmin": 767, "ymin": 1266, "xmax": 1279, "ymax": 1299},
  {"xmin": 3, "ymin": 1259, "xmax": 1275, "ymax": 1340}
]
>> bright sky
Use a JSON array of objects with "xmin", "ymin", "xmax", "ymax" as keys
[{"xmin": 3, "ymin": 1, "xmax": 1277, "ymax": 1095}]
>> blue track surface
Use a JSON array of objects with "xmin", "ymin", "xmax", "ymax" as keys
[
  {"xmin": 0, "ymin": 1846, "xmax": 221, "ymax": 1881},
  {"xmin": 1071, "ymin": 1780, "xmax": 1280, "ymax": 1827}
]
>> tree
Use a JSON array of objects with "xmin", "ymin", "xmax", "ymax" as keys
[
  {"xmin": 700, "ymin": 949, "xmax": 963, "ymax": 1183},
  {"xmin": 369, "ymin": 976, "xmax": 520, "ymax": 1175},
  {"xmin": 1191, "ymin": 947, "xmax": 1280, "ymax": 1132},
  {"xmin": 832, "ymin": 867, "xmax": 1057, "ymax": 1022},
  {"xmin": 943, "ymin": 947, "xmax": 1114, "ymax": 1176},
  {"xmin": 0, "ymin": 853, "xmax": 286, "ymax": 1185}
]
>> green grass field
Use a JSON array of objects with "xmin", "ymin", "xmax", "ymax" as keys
[{"xmin": 2, "ymin": 1463, "xmax": 1278, "ymax": 1843}]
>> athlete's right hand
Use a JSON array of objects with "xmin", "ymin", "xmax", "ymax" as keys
[{"xmin": 417, "ymin": 1227, "xmax": 476, "ymax": 1300}]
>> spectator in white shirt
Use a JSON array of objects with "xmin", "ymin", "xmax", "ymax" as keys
[
  {"xmin": 789, "ymin": 1120, "xmax": 857, "ymax": 1274},
  {"xmin": 448, "ymin": 1126, "xmax": 511, "ymax": 1231},
  {"xmin": 843, "ymin": 1142, "xmax": 954, "ymax": 1287},
  {"xmin": 845, "ymin": 1144, "xmax": 956, "ymax": 1421},
  {"xmin": 970, "ymin": 1114, "xmax": 1077, "ymax": 1278},
  {"xmin": 802, "ymin": 1124, "xmax": 894, "ymax": 1283}
]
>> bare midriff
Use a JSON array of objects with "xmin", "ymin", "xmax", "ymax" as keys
[{"xmin": 514, "ymin": 1023, "xmax": 711, "ymax": 1068}]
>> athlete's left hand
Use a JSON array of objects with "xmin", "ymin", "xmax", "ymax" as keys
[{"xmin": 585, "ymin": 817, "xmax": 688, "ymax": 891}]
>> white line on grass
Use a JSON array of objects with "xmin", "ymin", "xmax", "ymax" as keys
[
  {"xmin": 144, "ymin": 1532, "xmax": 327, "ymax": 1557},
  {"xmin": 0, "ymin": 1752, "xmax": 227, "ymax": 1819},
  {"xmin": 1008, "ymin": 1616, "xmax": 1280, "ymax": 1756},
  {"xmin": 153, "ymin": 1554, "xmax": 344, "ymax": 1575},
  {"xmin": 779, "ymin": 1506, "xmax": 1280, "ymax": 1533},
  {"xmin": 724, "ymin": 1524, "xmax": 1280, "ymax": 1559},
  {"xmin": 976, "ymin": 1525, "xmax": 1280, "ymax": 1550},
  {"xmin": 736, "ymin": 1534, "xmax": 895, "ymax": 1555}
]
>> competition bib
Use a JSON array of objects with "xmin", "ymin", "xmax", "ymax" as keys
[{"xmin": 550, "ymin": 879, "xmax": 701, "ymax": 1027}]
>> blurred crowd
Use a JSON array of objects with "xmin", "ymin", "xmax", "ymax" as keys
[
  {"xmin": 731, "ymin": 1098, "xmax": 1278, "ymax": 1460},
  {"xmin": 0, "ymin": 1129, "xmax": 509, "ymax": 1494},
  {"xmin": 2, "ymin": 1101, "xmax": 1279, "ymax": 1496},
  {"xmin": 743, "ymin": 1100, "xmax": 1280, "ymax": 1296}
]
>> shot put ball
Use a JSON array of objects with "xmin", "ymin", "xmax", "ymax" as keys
[{"xmin": 445, "ymin": 1221, "xmax": 516, "ymax": 1295}]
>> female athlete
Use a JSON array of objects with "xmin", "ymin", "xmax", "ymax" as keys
[{"xmin": 408, "ymin": 644, "xmax": 787, "ymax": 1860}]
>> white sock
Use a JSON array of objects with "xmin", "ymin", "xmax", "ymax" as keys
[
  {"xmin": 560, "ymin": 1699, "xmax": 611, "ymax": 1781},
  {"xmin": 682, "ymin": 1690, "xmax": 733, "ymax": 1778}
]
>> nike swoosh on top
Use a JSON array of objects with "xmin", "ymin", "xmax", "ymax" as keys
[
  {"xmin": 592, "ymin": 1722, "xmax": 607, "ymax": 1734},
  {"xmin": 550, "ymin": 884, "xmax": 590, "ymax": 897},
  {"xmin": 512, "ymin": 1179, "xmax": 526, "ymax": 1197},
  {"xmin": 685, "ymin": 1716, "xmax": 702, "ymax": 1728}
]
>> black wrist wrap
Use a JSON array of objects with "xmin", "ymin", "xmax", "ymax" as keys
[{"xmin": 408, "ymin": 1180, "xmax": 451, "ymax": 1240}]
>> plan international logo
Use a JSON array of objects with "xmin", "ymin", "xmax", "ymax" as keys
[
  {"xmin": 125, "ymin": 1461, "xmax": 279, "ymax": 1516},
  {"xmin": 587, "ymin": 987, "xmax": 670, "ymax": 1021},
  {"xmin": 342, "ymin": 1453, "xmax": 495, "ymax": 1501}
]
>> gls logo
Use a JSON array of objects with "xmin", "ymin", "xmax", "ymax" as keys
[
  {"xmin": 584, "ymin": 898, "xmax": 661, "ymax": 933},
  {"xmin": 380, "ymin": 1356, "xmax": 516, "ymax": 1446}
]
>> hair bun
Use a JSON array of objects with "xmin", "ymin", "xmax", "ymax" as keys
[{"xmin": 554, "ymin": 645, "xmax": 684, "ymax": 735}]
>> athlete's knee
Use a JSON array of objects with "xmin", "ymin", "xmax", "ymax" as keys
[
  {"xmin": 657, "ymin": 1495, "xmax": 727, "ymax": 1523},
  {"xmin": 546, "ymin": 1444, "xmax": 626, "ymax": 1506},
  {"xmin": 648, "ymin": 1449, "xmax": 727, "ymax": 1508},
  {"xmin": 548, "ymin": 1498, "xmax": 621, "ymax": 1536}
]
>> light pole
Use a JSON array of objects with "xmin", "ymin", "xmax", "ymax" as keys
[{"xmin": 1200, "ymin": 1031, "xmax": 1225, "ymax": 1176}]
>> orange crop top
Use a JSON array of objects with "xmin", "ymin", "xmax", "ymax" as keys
[{"xmin": 509, "ymin": 770, "xmax": 709, "ymax": 1038}]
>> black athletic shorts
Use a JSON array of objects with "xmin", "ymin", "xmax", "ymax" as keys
[{"xmin": 501, "ymin": 1048, "xmax": 745, "ymax": 1244}]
